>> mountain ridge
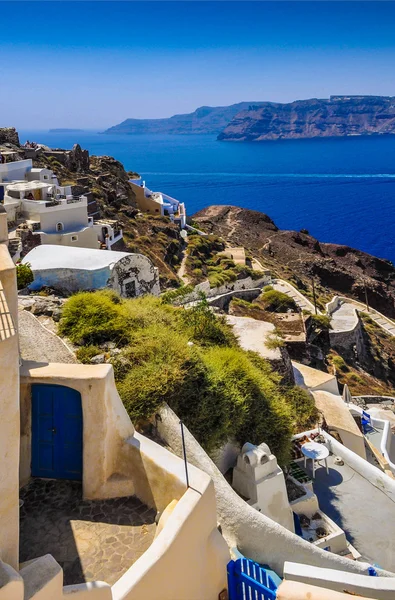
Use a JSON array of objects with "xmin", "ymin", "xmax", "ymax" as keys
[
  {"xmin": 103, "ymin": 102, "xmax": 262, "ymax": 135},
  {"xmin": 218, "ymin": 96, "xmax": 395, "ymax": 141},
  {"xmin": 105, "ymin": 96, "xmax": 395, "ymax": 139}
]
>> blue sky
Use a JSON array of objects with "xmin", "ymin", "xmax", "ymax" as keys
[{"xmin": 1, "ymin": 1, "xmax": 395, "ymax": 129}]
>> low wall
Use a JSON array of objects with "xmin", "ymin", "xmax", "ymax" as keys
[
  {"xmin": 156, "ymin": 405, "xmax": 393, "ymax": 578},
  {"xmin": 284, "ymin": 561, "xmax": 395, "ymax": 599},
  {"xmin": 208, "ymin": 287, "xmax": 262, "ymax": 310},
  {"xmin": 349, "ymin": 404, "xmax": 395, "ymax": 475},
  {"xmin": 325, "ymin": 296, "xmax": 342, "ymax": 317},
  {"xmin": 179, "ymin": 276, "xmax": 270, "ymax": 305},
  {"xmin": 111, "ymin": 433, "xmax": 229, "ymax": 600},
  {"xmin": 323, "ymin": 429, "xmax": 395, "ymax": 503},
  {"xmin": 329, "ymin": 315, "xmax": 364, "ymax": 359}
]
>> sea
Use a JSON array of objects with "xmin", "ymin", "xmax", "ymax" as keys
[{"xmin": 19, "ymin": 130, "xmax": 395, "ymax": 264}]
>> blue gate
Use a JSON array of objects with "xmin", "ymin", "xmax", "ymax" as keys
[
  {"xmin": 227, "ymin": 558, "xmax": 278, "ymax": 600},
  {"xmin": 32, "ymin": 384, "xmax": 83, "ymax": 480}
]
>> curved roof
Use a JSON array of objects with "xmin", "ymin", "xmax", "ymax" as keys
[{"xmin": 22, "ymin": 245, "xmax": 136, "ymax": 271}]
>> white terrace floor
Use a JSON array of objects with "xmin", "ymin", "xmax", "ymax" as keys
[{"xmin": 302, "ymin": 455, "xmax": 395, "ymax": 572}]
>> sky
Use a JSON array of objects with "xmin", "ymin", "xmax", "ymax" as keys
[{"xmin": 1, "ymin": 1, "xmax": 395, "ymax": 129}]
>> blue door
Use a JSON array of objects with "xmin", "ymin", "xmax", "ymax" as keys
[{"xmin": 32, "ymin": 384, "xmax": 83, "ymax": 480}]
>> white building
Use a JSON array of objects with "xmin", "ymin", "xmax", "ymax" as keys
[
  {"xmin": 129, "ymin": 178, "xmax": 187, "ymax": 228},
  {"xmin": 23, "ymin": 244, "xmax": 160, "ymax": 297},
  {"xmin": 1, "ymin": 158, "xmax": 123, "ymax": 251}
]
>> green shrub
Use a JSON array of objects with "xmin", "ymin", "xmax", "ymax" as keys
[
  {"xmin": 58, "ymin": 290, "xmax": 129, "ymax": 346},
  {"xmin": 260, "ymin": 289, "xmax": 297, "ymax": 312},
  {"xmin": 60, "ymin": 290, "xmax": 310, "ymax": 464},
  {"xmin": 183, "ymin": 295, "xmax": 236, "ymax": 347},
  {"xmin": 265, "ymin": 334, "xmax": 285, "ymax": 350},
  {"xmin": 263, "ymin": 285, "xmax": 274, "ymax": 292},
  {"xmin": 76, "ymin": 345, "xmax": 102, "ymax": 363},
  {"xmin": 310, "ymin": 314, "xmax": 332, "ymax": 330},
  {"xmin": 331, "ymin": 355, "xmax": 349, "ymax": 373},
  {"xmin": 161, "ymin": 284, "xmax": 194, "ymax": 305},
  {"xmin": 16, "ymin": 262, "xmax": 34, "ymax": 290}
]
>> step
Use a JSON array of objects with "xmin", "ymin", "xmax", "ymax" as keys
[{"xmin": 20, "ymin": 554, "xmax": 63, "ymax": 600}]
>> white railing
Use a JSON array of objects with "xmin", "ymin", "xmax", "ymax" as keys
[{"xmin": 348, "ymin": 403, "xmax": 395, "ymax": 476}]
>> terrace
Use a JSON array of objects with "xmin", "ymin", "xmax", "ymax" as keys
[
  {"xmin": 291, "ymin": 430, "xmax": 395, "ymax": 572},
  {"xmin": 19, "ymin": 478, "xmax": 157, "ymax": 586}
]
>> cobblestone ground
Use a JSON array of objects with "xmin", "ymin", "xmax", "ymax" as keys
[{"xmin": 20, "ymin": 479, "xmax": 157, "ymax": 585}]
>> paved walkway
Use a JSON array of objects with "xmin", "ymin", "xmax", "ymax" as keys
[
  {"xmin": 330, "ymin": 302, "xmax": 358, "ymax": 333},
  {"xmin": 20, "ymin": 479, "xmax": 156, "ymax": 586},
  {"xmin": 18, "ymin": 308, "xmax": 76, "ymax": 364},
  {"xmin": 272, "ymin": 279, "xmax": 317, "ymax": 313},
  {"xmin": 304, "ymin": 455, "xmax": 395, "ymax": 571},
  {"xmin": 226, "ymin": 315, "xmax": 281, "ymax": 360}
]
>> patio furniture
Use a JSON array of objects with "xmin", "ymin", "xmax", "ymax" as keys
[
  {"xmin": 301, "ymin": 441, "xmax": 329, "ymax": 479},
  {"xmin": 361, "ymin": 410, "xmax": 372, "ymax": 434}
]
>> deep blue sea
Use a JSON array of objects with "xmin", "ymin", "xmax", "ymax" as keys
[{"xmin": 20, "ymin": 130, "xmax": 395, "ymax": 264}]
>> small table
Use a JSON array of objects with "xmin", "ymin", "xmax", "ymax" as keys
[{"xmin": 301, "ymin": 441, "xmax": 329, "ymax": 479}]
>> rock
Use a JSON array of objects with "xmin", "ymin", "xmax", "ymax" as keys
[
  {"xmin": 52, "ymin": 309, "xmax": 62, "ymax": 322},
  {"xmin": 0, "ymin": 127, "xmax": 20, "ymax": 146},
  {"xmin": 90, "ymin": 354, "xmax": 106, "ymax": 364},
  {"xmin": 109, "ymin": 348, "xmax": 121, "ymax": 357},
  {"xmin": 31, "ymin": 301, "xmax": 50, "ymax": 316}
]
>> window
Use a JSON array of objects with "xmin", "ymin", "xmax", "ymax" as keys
[
  {"xmin": 56, "ymin": 222, "xmax": 64, "ymax": 232},
  {"xmin": 43, "ymin": 175, "xmax": 48, "ymax": 180},
  {"xmin": 71, "ymin": 235, "xmax": 78, "ymax": 242}
]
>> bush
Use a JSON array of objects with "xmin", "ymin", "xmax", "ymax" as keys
[
  {"xmin": 331, "ymin": 355, "xmax": 349, "ymax": 373},
  {"xmin": 161, "ymin": 284, "xmax": 194, "ymax": 305},
  {"xmin": 183, "ymin": 294, "xmax": 236, "ymax": 347},
  {"xmin": 60, "ymin": 290, "xmax": 310, "ymax": 464},
  {"xmin": 16, "ymin": 262, "xmax": 34, "ymax": 290},
  {"xmin": 58, "ymin": 290, "xmax": 129, "ymax": 346},
  {"xmin": 260, "ymin": 289, "xmax": 297, "ymax": 312},
  {"xmin": 310, "ymin": 314, "xmax": 332, "ymax": 330}
]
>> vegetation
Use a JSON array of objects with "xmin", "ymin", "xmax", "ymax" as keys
[
  {"xmin": 185, "ymin": 234, "xmax": 263, "ymax": 287},
  {"xmin": 16, "ymin": 262, "xmax": 34, "ymax": 290},
  {"xmin": 259, "ymin": 289, "xmax": 297, "ymax": 313},
  {"xmin": 59, "ymin": 290, "xmax": 318, "ymax": 463},
  {"xmin": 161, "ymin": 284, "xmax": 194, "ymax": 304},
  {"xmin": 309, "ymin": 314, "xmax": 332, "ymax": 331},
  {"xmin": 76, "ymin": 345, "xmax": 102, "ymax": 363}
]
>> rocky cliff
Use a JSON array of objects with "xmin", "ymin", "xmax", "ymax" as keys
[
  {"xmin": 193, "ymin": 205, "xmax": 395, "ymax": 317},
  {"xmin": 0, "ymin": 127, "xmax": 20, "ymax": 146},
  {"xmin": 218, "ymin": 96, "xmax": 395, "ymax": 141},
  {"xmin": 104, "ymin": 102, "xmax": 260, "ymax": 135}
]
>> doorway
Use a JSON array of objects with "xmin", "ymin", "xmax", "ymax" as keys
[{"xmin": 32, "ymin": 384, "xmax": 83, "ymax": 480}]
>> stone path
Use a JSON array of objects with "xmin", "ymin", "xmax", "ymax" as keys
[
  {"xmin": 20, "ymin": 479, "xmax": 156, "ymax": 586},
  {"xmin": 18, "ymin": 308, "xmax": 76, "ymax": 364},
  {"xmin": 226, "ymin": 315, "xmax": 281, "ymax": 360},
  {"xmin": 272, "ymin": 279, "xmax": 317, "ymax": 313},
  {"xmin": 330, "ymin": 302, "xmax": 358, "ymax": 333}
]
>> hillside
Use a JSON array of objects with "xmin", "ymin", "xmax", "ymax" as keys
[
  {"xmin": 104, "ymin": 102, "xmax": 260, "ymax": 135},
  {"xmin": 193, "ymin": 205, "xmax": 395, "ymax": 317},
  {"xmin": 218, "ymin": 96, "xmax": 395, "ymax": 141},
  {"xmin": 0, "ymin": 129, "xmax": 184, "ymax": 289}
]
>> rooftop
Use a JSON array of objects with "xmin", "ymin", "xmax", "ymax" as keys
[
  {"xmin": 22, "ymin": 244, "xmax": 133, "ymax": 271},
  {"xmin": 313, "ymin": 390, "xmax": 363, "ymax": 438}
]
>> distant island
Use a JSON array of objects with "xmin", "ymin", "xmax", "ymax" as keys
[
  {"xmin": 218, "ymin": 96, "xmax": 395, "ymax": 141},
  {"xmin": 103, "ymin": 102, "xmax": 262, "ymax": 135},
  {"xmin": 105, "ymin": 95, "xmax": 395, "ymax": 141},
  {"xmin": 49, "ymin": 128, "xmax": 84, "ymax": 133}
]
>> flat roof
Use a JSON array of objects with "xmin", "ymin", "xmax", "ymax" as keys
[
  {"xmin": 6, "ymin": 181, "xmax": 50, "ymax": 191},
  {"xmin": 22, "ymin": 244, "xmax": 133, "ymax": 271},
  {"xmin": 313, "ymin": 390, "xmax": 364, "ymax": 437}
]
